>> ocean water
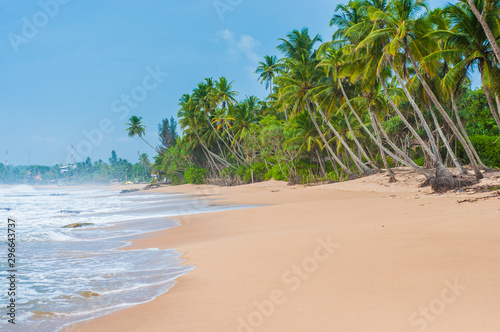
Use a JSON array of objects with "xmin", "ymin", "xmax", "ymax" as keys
[{"xmin": 0, "ymin": 185, "xmax": 243, "ymax": 331}]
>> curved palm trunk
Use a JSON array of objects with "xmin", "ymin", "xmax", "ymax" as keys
[
  {"xmin": 222, "ymin": 123, "xmax": 248, "ymax": 162},
  {"xmin": 305, "ymin": 102, "xmax": 353, "ymax": 176},
  {"xmin": 451, "ymin": 92, "xmax": 489, "ymax": 170},
  {"xmin": 370, "ymin": 108, "xmax": 428, "ymax": 173},
  {"xmin": 140, "ymin": 137, "xmax": 162, "ymax": 155},
  {"xmin": 495, "ymin": 94, "xmax": 500, "ymax": 128},
  {"xmin": 337, "ymin": 76, "xmax": 432, "ymax": 175},
  {"xmin": 479, "ymin": 65, "xmax": 500, "ymax": 130},
  {"xmin": 379, "ymin": 75, "xmax": 435, "ymax": 160},
  {"xmin": 194, "ymin": 129, "xmax": 235, "ymax": 170},
  {"xmin": 342, "ymin": 109, "xmax": 377, "ymax": 168},
  {"xmin": 315, "ymin": 105, "xmax": 370, "ymax": 173},
  {"xmin": 387, "ymin": 55, "xmax": 444, "ymax": 164},
  {"xmin": 314, "ymin": 148, "xmax": 328, "ymax": 179},
  {"xmin": 404, "ymin": 44, "xmax": 483, "ymax": 179},
  {"xmin": 428, "ymin": 106, "xmax": 467, "ymax": 174},
  {"xmin": 203, "ymin": 111, "xmax": 245, "ymax": 165},
  {"xmin": 368, "ymin": 109, "xmax": 396, "ymax": 182},
  {"xmin": 466, "ymin": 0, "xmax": 500, "ymax": 65},
  {"xmin": 346, "ymin": 95, "xmax": 433, "ymax": 178}
]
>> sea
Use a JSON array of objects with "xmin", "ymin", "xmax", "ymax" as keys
[{"xmin": 0, "ymin": 185, "xmax": 243, "ymax": 331}]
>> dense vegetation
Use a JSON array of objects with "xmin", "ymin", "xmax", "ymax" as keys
[{"xmin": 136, "ymin": 0, "xmax": 499, "ymax": 190}]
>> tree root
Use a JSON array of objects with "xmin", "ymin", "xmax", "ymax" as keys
[{"xmin": 425, "ymin": 175, "xmax": 477, "ymax": 192}]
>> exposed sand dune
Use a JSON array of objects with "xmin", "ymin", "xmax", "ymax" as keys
[{"xmin": 69, "ymin": 168, "xmax": 500, "ymax": 332}]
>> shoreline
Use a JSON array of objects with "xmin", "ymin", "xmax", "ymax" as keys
[{"xmin": 68, "ymin": 170, "xmax": 500, "ymax": 331}]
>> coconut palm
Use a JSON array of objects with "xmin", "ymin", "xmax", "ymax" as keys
[
  {"xmin": 255, "ymin": 55, "xmax": 283, "ymax": 95},
  {"xmin": 126, "ymin": 116, "xmax": 161, "ymax": 154},
  {"xmin": 464, "ymin": 0, "xmax": 500, "ymax": 64},
  {"xmin": 361, "ymin": 0, "xmax": 483, "ymax": 182}
]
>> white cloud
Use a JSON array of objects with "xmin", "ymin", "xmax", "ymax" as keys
[{"xmin": 216, "ymin": 29, "xmax": 260, "ymax": 64}]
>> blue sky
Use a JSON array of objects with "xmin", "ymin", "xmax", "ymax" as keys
[{"xmin": 1, "ymin": 0, "xmax": 451, "ymax": 166}]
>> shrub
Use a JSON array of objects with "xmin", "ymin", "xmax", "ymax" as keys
[
  {"xmin": 414, "ymin": 157, "xmax": 425, "ymax": 167},
  {"xmin": 184, "ymin": 167, "xmax": 208, "ymax": 184},
  {"xmin": 457, "ymin": 135, "xmax": 500, "ymax": 168},
  {"xmin": 265, "ymin": 163, "xmax": 288, "ymax": 181},
  {"xmin": 244, "ymin": 162, "xmax": 267, "ymax": 183}
]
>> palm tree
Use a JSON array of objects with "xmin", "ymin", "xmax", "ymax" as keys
[
  {"xmin": 464, "ymin": 0, "xmax": 500, "ymax": 64},
  {"xmin": 276, "ymin": 30, "xmax": 356, "ymax": 177},
  {"xmin": 212, "ymin": 76, "xmax": 239, "ymax": 110},
  {"xmin": 361, "ymin": 0, "xmax": 483, "ymax": 181},
  {"xmin": 287, "ymin": 111, "xmax": 329, "ymax": 178},
  {"xmin": 139, "ymin": 153, "xmax": 151, "ymax": 180},
  {"xmin": 434, "ymin": 1, "xmax": 500, "ymax": 131},
  {"xmin": 255, "ymin": 55, "xmax": 283, "ymax": 95},
  {"xmin": 126, "ymin": 116, "xmax": 162, "ymax": 154}
]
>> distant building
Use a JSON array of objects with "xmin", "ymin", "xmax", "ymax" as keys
[{"xmin": 60, "ymin": 162, "xmax": 76, "ymax": 174}]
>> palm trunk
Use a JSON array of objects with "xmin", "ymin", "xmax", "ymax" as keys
[
  {"xmin": 387, "ymin": 55, "xmax": 443, "ymax": 163},
  {"xmin": 495, "ymin": 94, "xmax": 500, "ymax": 128},
  {"xmin": 379, "ymin": 74, "xmax": 435, "ymax": 160},
  {"xmin": 222, "ymin": 124, "xmax": 248, "ymax": 163},
  {"xmin": 341, "ymin": 92, "xmax": 433, "ymax": 178},
  {"xmin": 451, "ymin": 92, "xmax": 489, "ymax": 170},
  {"xmin": 141, "ymin": 137, "xmax": 162, "ymax": 155},
  {"xmin": 368, "ymin": 108, "xmax": 396, "ymax": 182},
  {"xmin": 342, "ymin": 109, "xmax": 376, "ymax": 168},
  {"xmin": 305, "ymin": 102, "xmax": 353, "ymax": 176},
  {"xmin": 429, "ymin": 106, "xmax": 467, "ymax": 174},
  {"xmin": 404, "ymin": 42, "xmax": 483, "ymax": 179},
  {"xmin": 203, "ymin": 110, "xmax": 245, "ymax": 165},
  {"xmin": 336, "ymin": 76, "xmax": 422, "ymax": 173},
  {"xmin": 315, "ymin": 105, "xmax": 370, "ymax": 173},
  {"xmin": 479, "ymin": 64, "xmax": 500, "ymax": 130},
  {"xmin": 194, "ymin": 129, "xmax": 235, "ymax": 169},
  {"xmin": 370, "ymin": 108, "xmax": 427, "ymax": 173},
  {"xmin": 466, "ymin": 0, "xmax": 500, "ymax": 65},
  {"xmin": 314, "ymin": 148, "xmax": 328, "ymax": 179}
]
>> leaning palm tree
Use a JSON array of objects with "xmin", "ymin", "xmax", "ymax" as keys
[
  {"xmin": 464, "ymin": 0, "xmax": 500, "ymax": 65},
  {"xmin": 126, "ymin": 116, "xmax": 162, "ymax": 154},
  {"xmin": 361, "ymin": 0, "xmax": 483, "ymax": 184}
]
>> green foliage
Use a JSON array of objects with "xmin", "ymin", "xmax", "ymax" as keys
[
  {"xmin": 244, "ymin": 162, "xmax": 267, "ymax": 183},
  {"xmin": 383, "ymin": 116, "xmax": 405, "ymax": 136},
  {"xmin": 459, "ymin": 89, "xmax": 500, "ymax": 136},
  {"xmin": 184, "ymin": 167, "xmax": 208, "ymax": 184},
  {"xmin": 457, "ymin": 135, "xmax": 500, "ymax": 168},
  {"xmin": 265, "ymin": 163, "xmax": 289, "ymax": 181},
  {"xmin": 414, "ymin": 157, "xmax": 425, "ymax": 167}
]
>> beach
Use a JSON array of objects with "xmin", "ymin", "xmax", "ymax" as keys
[{"xmin": 68, "ymin": 169, "xmax": 500, "ymax": 331}]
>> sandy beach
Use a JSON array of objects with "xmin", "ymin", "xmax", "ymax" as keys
[{"xmin": 67, "ymin": 169, "xmax": 500, "ymax": 331}]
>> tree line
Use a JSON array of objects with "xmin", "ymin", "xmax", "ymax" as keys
[
  {"xmin": 129, "ymin": 0, "xmax": 500, "ymax": 190},
  {"xmin": 0, "ymin": 150, "xmax": 152, "ymax": 185}
]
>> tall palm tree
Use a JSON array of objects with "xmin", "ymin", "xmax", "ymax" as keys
[
  {"xmin": 212, "ymin": 76, "xmax": 239, "ymax": 110},
  {"xmin": 126, "ymin": 116, "xmax": 161, "ymax": 154},
  {"xmin": 433, "ymin": 1, "xmax": 500, "ymax": 130},
  {"xmin": 139, "ymin": 153, "xmax": 151, "ymax": 180},
  {"xmin": 361, "ymin": 0, "xmax": 483, "ymax": 180},
  {"xmin": 255, "ymin": 55, "xmax": 283, "ymax": 95}
]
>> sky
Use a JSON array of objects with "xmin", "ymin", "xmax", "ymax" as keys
[{"xmin": 1, "ymin": 0, "xmax": 452, "ymax": 166}]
